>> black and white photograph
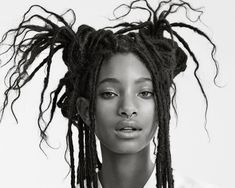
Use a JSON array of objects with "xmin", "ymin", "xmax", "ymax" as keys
[{"xmin": 0, "ymin": 0, "xmax": 234, "ymax": 187}]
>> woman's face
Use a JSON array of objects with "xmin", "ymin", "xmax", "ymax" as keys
[{"xmin": 95, "ymin": 53, "xmax": 158, "ymax": 154}]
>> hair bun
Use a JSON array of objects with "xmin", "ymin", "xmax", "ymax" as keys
[{"xmin": 174, "ymin": 45, "xmax": 187, "ymax": 77}]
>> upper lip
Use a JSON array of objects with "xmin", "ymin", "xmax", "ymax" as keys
[{"xmin": 116, "ymin": 120, "xmax": 142, "ymax": 131}]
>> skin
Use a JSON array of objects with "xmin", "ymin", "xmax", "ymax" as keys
[{"xmin": 77, "ymin": 52, "xmax": 158, "ymax": 188}]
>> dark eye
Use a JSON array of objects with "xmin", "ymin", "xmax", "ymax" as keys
[
  {"xmin": 139, "ymin": 91, "xmax": 153, "ymax": 98},
  {"xmin": 100, "ymin": 92, "xmax": 117, "ymax": 99}
]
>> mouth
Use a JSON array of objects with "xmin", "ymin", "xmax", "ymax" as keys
[
  {"xmin": 115, "ymin": 121, "xmax": 142, "ymax": 139},
  {"xmin": 116, "ymin": 120, "xmax": 142, "ymax": 131},
  {"xmin": 118, "ymin": 127, "xmax": 142, "ymax": 132}
]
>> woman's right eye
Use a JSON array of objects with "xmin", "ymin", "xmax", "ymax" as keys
[{"xmin": 100, "ymin": 92, "xmax": 117, "ymax": 99}]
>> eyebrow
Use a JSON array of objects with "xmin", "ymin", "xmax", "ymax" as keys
[{"xmin": 97, "ymin": 77, "xmax": 152, "ymax": 86}]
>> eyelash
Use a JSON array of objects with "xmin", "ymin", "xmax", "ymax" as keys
[
  {"xmin": 100, "ymin": 91, "xmax": 153, "ymax": 99},
  {"xmin": 139, "ymin": 91, "xmax": 153, "ymax": 98},
  {"xmin": 100, "ymin": 91, "xmax": 117, "ymax": 99}
]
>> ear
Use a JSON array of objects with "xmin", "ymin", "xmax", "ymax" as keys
[{"xmin": 76, "ymin": 97, "xmax": 91, "ymax": 126}]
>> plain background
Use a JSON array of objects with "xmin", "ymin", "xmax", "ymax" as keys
[{"xmin": 0, "ymin": 0, "xmax": 234, "ymax": 187}]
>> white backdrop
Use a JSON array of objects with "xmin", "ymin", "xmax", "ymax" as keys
[{"xmin": 0, "ymin": 0, "xmax": 234, "ymax": 188}]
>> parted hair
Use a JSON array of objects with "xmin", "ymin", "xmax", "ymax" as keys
[{"xmin": 0, "ymin": 0, "xmax": 219, "ymax": 188}]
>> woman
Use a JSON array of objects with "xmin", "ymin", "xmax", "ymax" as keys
[{"xmin": 0, "ymin": 0, "xmax": 219, "ymax": 187}]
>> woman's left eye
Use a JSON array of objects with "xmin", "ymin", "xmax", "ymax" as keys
[{"xmin": 139, "ymin": 91, "xmax": 153, "ymax": 98}]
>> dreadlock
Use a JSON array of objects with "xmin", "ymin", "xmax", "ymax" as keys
[{"xmin": 0, "ymin": 1, "xmax": 219, "ymax": 188}]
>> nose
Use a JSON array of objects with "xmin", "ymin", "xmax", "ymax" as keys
[{"xmin": 118, "ymin": 94, "xmax": 137, "ymax": 119}]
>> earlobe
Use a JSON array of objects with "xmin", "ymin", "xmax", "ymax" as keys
[{"xmin": 76, "ymin": 97, "xmax": 91, "ymax": 125}]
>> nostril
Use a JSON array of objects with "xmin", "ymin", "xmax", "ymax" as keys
[{"xmin": 120, "ymin": 111, "xmax": 137, "ymax": 119}]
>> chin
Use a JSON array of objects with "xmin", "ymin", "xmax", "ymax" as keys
[{"xmin": 108, "ymin": 141, "xmax": 148, "ymax": 155}]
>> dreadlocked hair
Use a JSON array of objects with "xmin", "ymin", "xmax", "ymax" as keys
[{"xmin": 0, "ymin": 0, "xmax": 219, "ymax": 188}]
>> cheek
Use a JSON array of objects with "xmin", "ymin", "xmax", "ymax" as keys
[
  {"xmin": 141, "ymin": 100, "xmax": 155, "ymax": 120},
  {"xmin": 94, "ymin": 99, "xmax": 116, "ymax": 135},
  {"xmin": 95, "ymin": 99, "xmax": 116, "ymax": 121},
  {"xmin": 142, "ymin": 100, "xmax": 158, "ymax": 136}
]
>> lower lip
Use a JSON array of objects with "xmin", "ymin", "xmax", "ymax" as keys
[{"xmin": 115, "ymin": 129, "xmax": 142, "ymax": 139}]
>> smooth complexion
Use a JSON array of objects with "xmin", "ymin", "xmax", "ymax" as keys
[{"xmin": 77, "ymin": 53, "xmax": 158, "ymax": 188}]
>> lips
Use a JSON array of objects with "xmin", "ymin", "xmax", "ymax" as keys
[
  {"xmin": 119, "ymin": 127, "xmax": 139, "ymax": 131},
  {"xmin": 115, "ymin": 120, "xmax": 142, "ymax": 139},
  {"xmin": 116, "ymin": 120, "xmax": 142, "ymax": 131}
]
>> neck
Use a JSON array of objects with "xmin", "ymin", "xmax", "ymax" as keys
[{"xmin": 99, "ymin": 144, "xmax": 154, "ymax": 188}]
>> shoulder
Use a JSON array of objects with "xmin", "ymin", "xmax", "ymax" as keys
[{"xmin": 174, "ymin": 171, "xmax": 220, "ymax": 188}]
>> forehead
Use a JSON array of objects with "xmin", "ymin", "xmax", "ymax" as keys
[{"xmin": 98, "ymin": 53, "xmax": 152, "ymax": 82}]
